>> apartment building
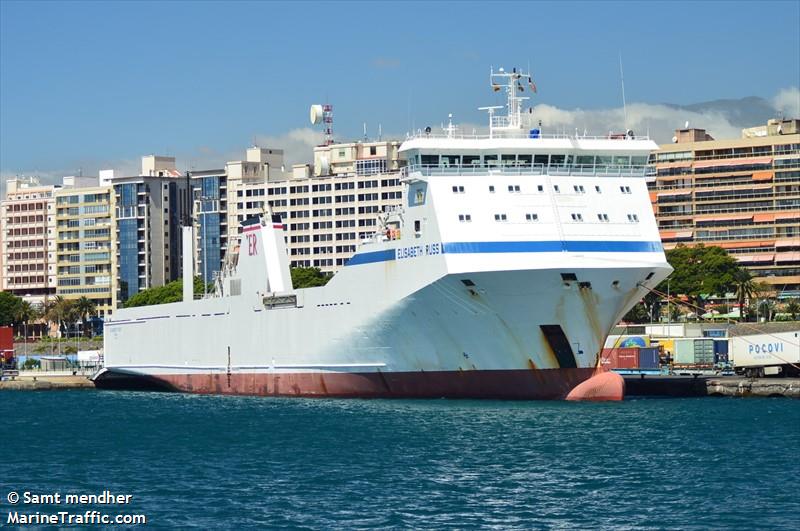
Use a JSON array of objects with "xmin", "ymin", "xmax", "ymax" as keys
[
  {"xmin": 110, "ymin": 156, "xmax": 190, "ymax": 303},
  {"xmin": 54, "ymin": 178, "xmax": 117, "ymax": 316},
  {"xmin": 215, "ymin": 141, "xmax": 404, "ymax": 274},
  {"xmin": 650, "ymin": 118, "xmax": 800, "ymax": 297},
  {"xmin": 267, "ymin": 140, "xmax": 403, "ymax": 273},
  {"xmin": 189, "ymin": 169, "xmax": 227, "ymax": 284},
  {"xmin": 0, "ymin": 177, "xmax": 57, "ymax": 306}
]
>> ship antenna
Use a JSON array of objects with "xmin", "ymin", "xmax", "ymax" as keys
[{"xmin": 619, "ymin": 52, "xmax": 628, "ymax": 131}]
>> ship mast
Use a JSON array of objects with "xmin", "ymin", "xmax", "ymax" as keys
[{"xmin": 483, "ymin": 66, "xmax": 534, "ymax": 137}]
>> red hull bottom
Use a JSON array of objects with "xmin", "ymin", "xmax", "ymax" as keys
[{"xmin": 96, "ymin": 368, "xmax": 611, "ymax": 400}]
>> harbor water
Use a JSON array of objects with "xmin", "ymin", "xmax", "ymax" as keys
[{"xmin": 2, "ymin": 391, "xmax": 798, "ymax": 529}]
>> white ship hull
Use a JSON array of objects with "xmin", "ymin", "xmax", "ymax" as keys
[{"xmin": 97, "ymin": 243, "xmax": 670, "ymax": 398}]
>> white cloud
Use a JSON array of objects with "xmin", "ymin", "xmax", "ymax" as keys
[
  {"xmin": 252, "ymin": 127, "xmax": 324, "ymax": 167},
  {"xmin": 772, "ymin": 87, "xmax": 800, "ymax": 118},
  {"xmin": 528, "ymin": 102, "xmax": 741, "ymax": 144}
]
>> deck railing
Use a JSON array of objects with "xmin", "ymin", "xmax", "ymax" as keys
[{"xmin": 402, "ymin": 163, "xmax": 651, "ymax": 179}]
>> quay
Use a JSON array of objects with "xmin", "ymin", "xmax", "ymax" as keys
[
  {"xmin": 624, "ymin": 375, "xmax": 800, "ymax": 398},
  {"xmin": 0, "ymin": 370, "xmax": 95, "ymax": 391}
]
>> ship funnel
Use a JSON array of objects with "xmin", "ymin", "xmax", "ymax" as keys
[{"xmin": 237, "ymin": 214, "xmax": 293, "ymax": 298}]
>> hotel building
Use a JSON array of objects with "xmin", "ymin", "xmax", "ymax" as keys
[{"xmin": 650, "ymin": 119, "xmax": 800, "ymax": 298}]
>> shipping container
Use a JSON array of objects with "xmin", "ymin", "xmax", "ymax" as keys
[
  {"xmin": 694, "ymin": 338, "xmax": 714, "ymax": 364},
  {"xmin": 713, "ymin": 339, "xmax": 730, "ymax": 364},
  {"xmin": 0, "ymin": 326, "xmax": 13, "ymax": 351},
  {"xmin": 599, "ymin": 347, "xmax": 639, "ymax": 369},
  {"xmin": 674, "ymin": 339, "xmax": 696, "ymax": 365},
  {"xmin": 638, "ymin": 347, "xmax": 660, "ymax": 369},
  {"xmin": 731, "ymin": 332, "xmax": 800, "ymax": 372}
]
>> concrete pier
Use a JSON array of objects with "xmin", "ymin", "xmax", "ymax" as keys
[
  {"xmin": 0, "ymin": 372, "xmax": 95, "ymax": 391},
  {"xmin": 624, "ymin": 375, "xmax": 800, "ymax": 398}
]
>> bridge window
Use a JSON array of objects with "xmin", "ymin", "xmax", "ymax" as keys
[
  {"xmin": 484, "ymin": 155, "xmax": 498, "ymax": 167},
  {"xmin": 534, "ymin": 154, "xmax": 549, "ymax": 166},
  {"xmin": 463, "ymin": 155, "xmax": 480, "ymax": 166},
  {"xmin": 443, "ymin": 155, "xmax": 460, "ymax": 166},
  {"xmin": 550, "ymin": 154, "xmax": 565, "ymax": 166},
  {"xmin": 421, "ymin": 154, "xmax": 439, "ymax": 166},
  {"xmin": 518, "ymin": 154, "xmax": 532, "ymax": 165}
]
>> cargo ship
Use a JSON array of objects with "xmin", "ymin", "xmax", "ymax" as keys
[{"xmin": 93, "ymin": 67, "xmax": 672, "ymax": 399}]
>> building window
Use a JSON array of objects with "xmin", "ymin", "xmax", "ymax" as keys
[
  {"xmin": 571, "ymin": 213, "xmax": 584, "ymax": 222},
  {"xmin": 494, "ymin": 214, "xmax": 508, "ymax": 222},
  {"xmin": 458, "ymin": 214, "xmax": 472, "ymax": 222},
  {"xmin": 597, "ymin": 213, "xmax": 610, "ymax": 222},
  {"xmin": 525, "ymin": 213, "xmax": 539, "ymax": 221}
]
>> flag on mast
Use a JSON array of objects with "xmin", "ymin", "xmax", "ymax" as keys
[{"xmin": 528, "ymin": 77, "xmax": 537, "ymax": 93}]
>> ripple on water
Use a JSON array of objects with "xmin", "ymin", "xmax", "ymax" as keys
[{"xmin": 2, "ymin": 392, "xmax": 799, "ymax": 529}]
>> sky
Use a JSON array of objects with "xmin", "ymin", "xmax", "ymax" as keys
[{"xmin": 1, "ymin": 0, "xmax": 799, "ymax": 186}]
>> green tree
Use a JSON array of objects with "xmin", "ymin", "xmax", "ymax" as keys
[
  {"xmin": 74, "ymin": 297, "xmax": 97, "ymax": 337},
  {"xmin": 290, "ymin": 267, "xmax": 331, "ymax": 288},
  {"xmin": 123, "ymin": 277, "xmax": 209, "ymax": 308},
  {"xmin": 661, "ymin": 244, "xmax": 741, "ymax": 311},
  {"xmin": 13, "ymin": 300, "xmax": 38, "ymax": 337},
  {"xmin": 786, "ymin": 299, "xmax": 800, "ymax": 320},
  {"xmin": 0, "ymin": 291, "xmax": 23, "ymax": 327},
  {"xmin": 732, "ymin": 268, "xmax": 755, "ymax": 321}
]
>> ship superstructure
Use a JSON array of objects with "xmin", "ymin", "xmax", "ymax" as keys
[{"xmin": 94, "ymin": 67, "xmax": 672, "ymax": 399}]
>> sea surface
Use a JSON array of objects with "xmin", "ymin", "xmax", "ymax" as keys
[{"xmin": 2, "ymin": 391, "xmax": 798, "ymax": 529}]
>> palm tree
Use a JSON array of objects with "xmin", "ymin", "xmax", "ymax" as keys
[
  {"xmin": 74, "ymin": 297, "xmax": 96, "ymax": 337},
  {"xmin": 733, "ymin": 268, "xmax": 755, "ymax": 321},
  {"xmin": 13, "ymin": 300, "xmax": 36, "ymax": 335},
  {"xmin": 44, "ymin": 296, "xmax": 76, "ymax": 339}
]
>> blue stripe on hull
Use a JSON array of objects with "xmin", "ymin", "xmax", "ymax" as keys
[{"xmin": 346, "ymin": 240, "xmax": 663, "ymax": 266}]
